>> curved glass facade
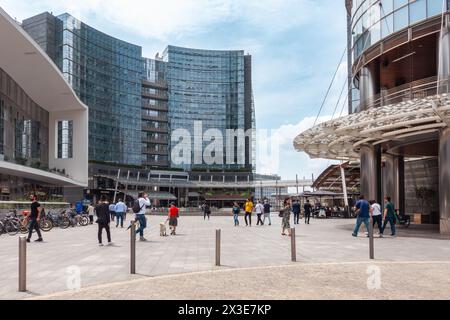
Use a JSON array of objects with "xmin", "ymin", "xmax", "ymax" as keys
[
  {"xmin": 164, "ymin": 46, "xmax": 251, "ymax": 170},
  {"xmin": 55, "ymin": 13, "xmax": 143, "ymax": 165},
  {"xmin": 22, "ymin": 13, "xmax": 255, "ymax": 173},
  {"xmin": 351, "ymin": 0, "xmax": 446, "ymax": 61}
]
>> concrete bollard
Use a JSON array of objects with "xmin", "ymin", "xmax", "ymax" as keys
[
  {"xmin": 19, "ymin": 236, "xmax": 27, "ymax": 292},
  {"xmin": 369, "ymin": 217, "xmax": 374, "ymax": 260},
  {"xmin": 215, "ymin": 229, "xmax": 221, "ymax": 266},
  {"xmin": 290, "ymin": 228, "xmax": 297, "ymax": 262},
  {"xmin": 131, "ymin": 221, "xmax": 136, "ymax": 274}
]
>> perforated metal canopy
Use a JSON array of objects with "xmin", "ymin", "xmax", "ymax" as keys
[{"xmin": 294, "ymin": 94, "xmax": 450, "ymax": 160}]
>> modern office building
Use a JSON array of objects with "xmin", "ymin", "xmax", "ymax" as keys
[
  {"xmin": 164, "ymin": 46, "xmax": 254, "ymax": 171},
  {"xmin": 21, "ymin": 11, "xmax": 255, "ymax": 204},
  {"xmin": 22, "ymin": 12, "xmax": 143, "ymax": 166},
  {"xmin": 0, "ymin": 7, "xmax": 88, "ymax": 202},
  {"xmin": 295, "ymin": 0, "xmax": 450, "ymax": 234}
]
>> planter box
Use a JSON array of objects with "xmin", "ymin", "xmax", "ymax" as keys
[{"xmin": 413, "ymin": 213, "xmax": 430, "ymax": 224}]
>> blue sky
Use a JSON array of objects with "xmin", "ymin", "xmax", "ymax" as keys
[{"xmin": 0, "ymin": 0, "xmax": 348, "ymax": 180}]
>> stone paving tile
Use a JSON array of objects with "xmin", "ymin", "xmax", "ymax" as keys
[
  {"xmin": 29, "ymin": 261, "xmax": 450, "ymax": 300},
  {"xmin": 1, "ymin": 214, "xmax": 449, "ymax": 299}
]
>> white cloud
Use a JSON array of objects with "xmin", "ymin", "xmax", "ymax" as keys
[
  {"xmin": 0, "ymin": 0, "xmax": 317, "ymax": 41},
  {"xmin": 256, "ymin": 115, "xmax": 338, "ymax": 179}
]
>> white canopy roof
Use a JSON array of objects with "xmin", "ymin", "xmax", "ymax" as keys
[
  {"xmin": 0, "ymin": 7, "xmax": 87, "ymax": 112},
  {"xmin": 294, "ymin": 94, "xmax": 450, "ymax": 160}
]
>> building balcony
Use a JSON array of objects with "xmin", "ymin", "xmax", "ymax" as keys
[
  {"xmin": 142, "ymin": 103, "xmax": 168, "ymax": 112},
  {"xmin": 142, "ymin": 148, "xmax": 168, "ymax": 155},
  {"xmin": 141, "ymin": 113, "xmax": 168, "ymax": 122},
  {"xmin": 141, "ymin": 137, "xmax": 169, "ymax": 144},
  {"xmin": 141, "ymin": 91, "xmax": 168, "ymax": 101},
  {"xmin": 142, "ymin": 79, "xmax": 168, "ymax": 90},
  {"xmin": 357, "ymin": 76, "xmax": 442, "ymax": 112},
  {"xmin": 141, "ymin": 125, "xmax": 168, "ymax": 133}
]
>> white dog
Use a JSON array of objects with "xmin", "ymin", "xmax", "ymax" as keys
[{"xmin": 159, "ymin": 221, "xmax": 168, "ymax": 237}]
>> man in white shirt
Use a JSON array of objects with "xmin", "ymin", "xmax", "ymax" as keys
[
  {"xmin": 87, "ymin": 204, "xmax": 95, "ymax": 224},
  {"xmin": 369, "ymin": 200, "xmax": 383, "ymax": 237},
  {"xmin": 136, "ymin": 192, "xmax": 151, "ymax": 241},
  {"xmin": 114, "ymin": 199, "xmax": 127, "ymax": 228},
  {"xmin": 255, "ymin": 200, "xmax": 265, "ymax": 226}
]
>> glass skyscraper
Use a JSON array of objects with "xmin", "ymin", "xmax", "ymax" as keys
[
  {"xmin": 164, "ymin": 46, "xmax": 254, "ymax": 171},
  {"xmin": 23, "ymin": 12, "xmax": 143, "ymax": 166}
]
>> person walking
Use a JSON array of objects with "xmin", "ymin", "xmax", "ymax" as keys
[
  {"xmin": 75, "ymin": 201, "xmax": 83, "ymax": 215},
  {"xmin": 134, "ymin": 192, "xmax": 151, "ymax": 241},
  {"xmin": 244, "ymin": 198, "xmax": 254, "ymax": 227},
  {"xmin": 26, "ymin": 194, "xmax": 43, "ymax": 243},
  {"xmin": 108, "ymin": 202, "xmax": 116, "ymax": 223},
  {"xmin": 369, "ymin": 200, "xmax": 383, "ymax": 237},
  {"xmin": 95, "ymin": 195, "xmax": 112, "ymax": 246},
  {"xmin": 202, "ymin": 202, "xmax": 211, "ymax": 220},
  {"xmin": 232, "ymin": 202, "xmax": 240, "ymax": 226},
  {"xmin": 352, "ymin": 195, "xmax": 370, "ymax": 237},
  {"xmin": 292, "ymin": 200, "xmax": 301, "ymax": 225},
  {"xmin": 381, "ymin": 196, "xmax": 397, "ymax": 237},
  {"xmin": 87, "ymin": 203, "xmax": 95, "ymax": 224},
  {"xmin": 168, "ymin": 203, "xmax": 179, "ymax": 235},
  {"xmin": 304, "ymin": 200, "xmax": 312, "ymax": 225},
  {"xmin": 281, "ymin": 198, "xmax": 292, "ymax": 236},
  {"xmin": 263, "ymin": 199, "xmax": 272, "ymax": 226},
  {"xmin": 114, "ymin": 199, "xmax": 127, "ymax": 228},
  {"xmin": 255, "ymin": 200, "xmax": 265, "ymax": 226}
]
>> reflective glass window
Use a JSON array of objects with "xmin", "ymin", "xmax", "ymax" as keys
[
  {"xmin": 409, "ymin": 0, "xmax": 427, "ymax": 24},
  {"xmin": 428, "ymin": 0, "xmax": 444, "ymax": 17},
  {"xmin": 381, "ymin": 13, "xmax": 394, "ymax": 37},
  {"xmin": 381, "ymin": 0, "xmax": 394, "ymax": 13},
  {"xmin": 57, "ymin": 120, "xmax": 73, "ymax": 159},
  {"xmin": 394, "ymin": 6, "xmax": 409, "ymax": 31},
  {"xmin": 394, "ymin": 0, "xmax": 408, "ymax": 10}
]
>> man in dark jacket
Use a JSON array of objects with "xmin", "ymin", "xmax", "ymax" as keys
[
  {"xmin": 292, "ymin": 200, "xmax": 301, "ymax": 224},
  {"xmin": 96, "ymin": 195, "xmax": 112, "ymax": 246},
  {"xmin": 304, "ymin": 200, "xmax": 312, "ymax": 225}
]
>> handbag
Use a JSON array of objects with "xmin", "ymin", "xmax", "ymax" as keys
[{"xmin": 278, "ymin": 210, "xmax": 285, "ymax": 218}]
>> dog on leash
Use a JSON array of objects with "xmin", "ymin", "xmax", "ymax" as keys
[{"xmin": 160, "ymin": 220, "xmax": 168, "ymax": 237}]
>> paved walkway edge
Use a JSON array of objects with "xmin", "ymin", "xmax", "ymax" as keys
[{"xmin": 26, "ymin": 260, "xmax": 450, "ymax": 300}]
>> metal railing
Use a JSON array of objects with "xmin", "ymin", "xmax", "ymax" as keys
[{"xmin": 358, "ymin": 76, "xmax": 448, "ymax": 111}]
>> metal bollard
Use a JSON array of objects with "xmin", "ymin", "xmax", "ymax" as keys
[
  {"xmin": 215, "ymin": 229, "xmax": 221, "ymax": 266},
  {"xmin": 130, "ymin": 221, "xmax": 136, "ymax": 274},
  {"xmin": 369, "ymin": 218, "xmax": 374, "ymax": 260},
  {"xmin": 290, "ymin": 228, "xmax": 297, "ymax": 262},
  {"xmin": 19, "ymin": 236, "xmax": 27, "ymax": 292}
]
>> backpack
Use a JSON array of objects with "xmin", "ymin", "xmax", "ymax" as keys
[
  {"xmin": 204, "ymin": 205, "xmax": 211, "ymax": 214},
  {"xmin": 132, "ymin": 199, "xmax": 144, "ymax": 214}
]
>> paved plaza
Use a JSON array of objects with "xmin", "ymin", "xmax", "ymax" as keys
[{"xmin": 1, "ymin": 214, "xmax": 450, "ymax": 300}]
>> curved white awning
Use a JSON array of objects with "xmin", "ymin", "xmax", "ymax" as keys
[
  {"xmin": 294, "ymin": 94, "xmax": 450, "ymax": 160},
  {"xmin": 0, "ymin": 7, "xmax": 87, "ymax": 112}
]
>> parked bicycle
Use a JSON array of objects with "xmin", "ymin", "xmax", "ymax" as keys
[
  {"xmin": 0, "ymin": 210, "xmax": 24, "ymax": 236},
  {"xmin": 66, "ymin": 209, "xmax": 89, "ymax": 227},
  {"xmin": 44, "ymin": 208, "xmax": 71, "ymax": 229}
]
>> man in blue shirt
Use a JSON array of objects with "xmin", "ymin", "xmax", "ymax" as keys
[{"xmin": 352, "ymin": 195, "xmax": 371, "ymax": 237}]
